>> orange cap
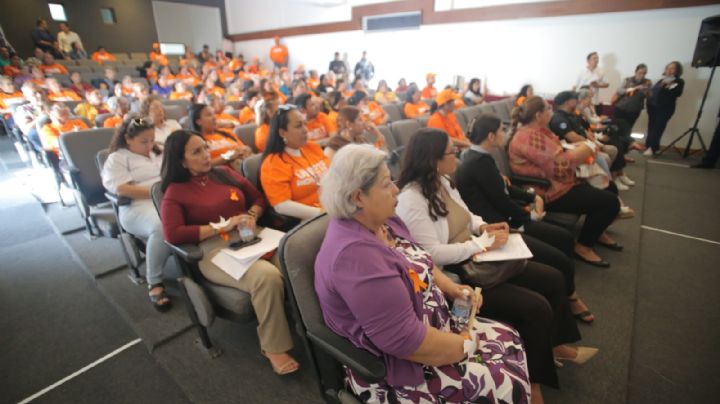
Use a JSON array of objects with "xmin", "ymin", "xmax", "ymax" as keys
[{"xmin": 435, "ymin": 88, "xmax": 458, "ymax": 106}]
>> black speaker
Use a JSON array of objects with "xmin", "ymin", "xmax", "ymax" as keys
[{"xmin": 692, "ymin": 15, "xmax": 720, "ymax": 67}]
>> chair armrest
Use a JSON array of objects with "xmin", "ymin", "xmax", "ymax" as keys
[
  {"xmin": 509, "ymin": 175, "xmax": 551, "ymax": 188},
  {"xmin": 307, "ymin": 327, "xmax": 386, "ymax": 384},
  {"xmin": 165, "ymin": 241, "xmax": 203, "ymax": 262},
  {"xmin": 104, "ymin": 191, "xmax": 132, "ymax": 206}
]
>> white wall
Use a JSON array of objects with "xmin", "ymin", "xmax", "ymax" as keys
[
  {"xmin": 232, "ymin": 5, "xmax": 720, "ymax": 146},
  {"xmin": 152, "ymin": 1, "xmax": 223, "ymax": 52}
]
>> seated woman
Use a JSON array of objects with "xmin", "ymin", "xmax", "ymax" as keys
[
  {"xmin": 104, "ymin": 96, "xmax": 130, "ymax": 128},
  {"xmin": 101, "ymin": 118, "xmax": 173, "ymax": 311},
  {"xmin": 456, "ymin": 113, "xmax": 593, "ymax": 323},
  {"xmin": 206, "ymin": 93, "xmax": 240, "ymax": 128},
  {"xmin": 140, "ymin": 95, "xmax": 181, "ymax": 145},
  {"xmin": 402, "ymin": 85, "xmax": 430, "ymax": 119},
  {"xmin": 373, "ymin": 79, "xmax": 397, "ymax": 104},
  {"xmin": 160, "ymin": 130, "xmax": 299, "ymax": 375},
  {"xmin": 396, "ymin": 130, "xmax": 596, "ymax": 402},
  {"xmin": 254, "ymin": 96, "xmax": 279, "ymax": 153},
  {"xmin": 315, "ymin": 144, "xmax": 531, "ymax": 403},
  {"xmin": 427, "ymin": 89, "xmax": 470, "ymax": 149},
  {"xmin": 348, "ymin": 91, "xmax": 387, "ymax": 126},
  {"xmin": 260, "ymin": 105, "xmax": 329, "ymax": 220},
  {"xmin": 324, "ymin": 106, "xmax": 387, "ymax": 160},
  {"xmin": 189, "ymin": 103, "xmax": 251, "ymax": 171},
  {"xmin": 509, "ymin": 96, "xmax": 621, "ymax": 267},
  {"xmin": 464, "ymin": 78, "xmax": 484, "ymax": 105}
]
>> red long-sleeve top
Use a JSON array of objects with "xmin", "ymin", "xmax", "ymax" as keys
[{"xmin": 161, "ymin": 167, "xmax": 268, "ymax": 245}]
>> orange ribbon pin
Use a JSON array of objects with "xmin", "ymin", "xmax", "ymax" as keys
[
  {"xmin": 218, "ymin": 229, "xmax": 230, "ymax": 241},
  {"xmin": 408, "ymin": 268, "xmax": 428, "ymax": 293},
  {"xmin": 230, "ymin": 189, "xmax": 239, "ymax": 201}
]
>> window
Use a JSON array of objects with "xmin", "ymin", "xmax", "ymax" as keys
[
  {"xmin": 100, "ymin": 7, "xmax": 116, "ymax": 25},
  {"xmin": 48, "ymin": 3, "xmax": 67, "ymax": 22}
]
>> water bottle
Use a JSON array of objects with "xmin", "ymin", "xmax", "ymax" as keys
[
  {"xmin": 451, "ymin": 289, "xmax": 472, "ymax": 328},
  {"xmin": 238, "ymin": 217, "xmax": 255, "ymax": 242}
]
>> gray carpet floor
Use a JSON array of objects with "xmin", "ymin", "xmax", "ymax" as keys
[{"xmin": 3, "ymin": 133, "xmax": 719, "ymax": 403}]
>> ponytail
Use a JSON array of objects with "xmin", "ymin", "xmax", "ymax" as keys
[{"xmin": 508, "ymin": 96, "xmax": 546, "ymax": 139}]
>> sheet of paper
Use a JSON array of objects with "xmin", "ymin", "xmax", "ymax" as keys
[
  {"xmin": 210, "ymin": 228, "xmax": 286, "ymax": 280},
  {"xmin": 472, "ymin": 233, "xmax": 533, "ymax": 263},
  {"xmin": 471, "ymin": 231, "xmax": 495, "ymax": 252}
]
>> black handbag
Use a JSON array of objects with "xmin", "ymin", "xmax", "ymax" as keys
[{"xmin": 447, "ymin": 259, "xmax": 527, "ymax": 289}]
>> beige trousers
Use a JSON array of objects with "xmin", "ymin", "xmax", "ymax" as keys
[{"xmin": 197, "ymin": 233, "xmax": 293, "ymax": 353}]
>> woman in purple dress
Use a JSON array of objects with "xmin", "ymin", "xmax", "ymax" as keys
[{"xmin": 315, "ymin": 144, "xmax": 531, "ymax": 403}]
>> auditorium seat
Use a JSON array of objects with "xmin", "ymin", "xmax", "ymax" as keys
[
  {"xmin": 381, "ymin": 103, "xmax": 402, "ymax": 123},
  {"xmin": 164, "ymin": 105, "xmax": 185, "ymax": 121},
  {"xmin": 389, "ymin": 119, "xmax": 421, "ymax": 149},
  {"xmin": 234, "ymin": 124, "xmax": 258, "ymax": 153}
]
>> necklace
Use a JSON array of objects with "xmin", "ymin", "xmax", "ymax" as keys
[{"xmin": 193, "ymin": 175, "xmax": 209, "ymax": 187}]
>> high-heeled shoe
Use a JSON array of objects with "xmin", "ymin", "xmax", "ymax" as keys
[{"xmin": 555, "ymin": 347, "xmax": 599, "ymax": 367}]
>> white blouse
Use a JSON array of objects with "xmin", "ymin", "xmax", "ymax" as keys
[
  {"xmin": 101, "ymin": 148, "xmax": 162, "ymax": 199},
  {"xmin": 396, "ymin": 176, "xmax": 486, "ymax": 266},
  {"xmin": 153, "ymin": 119, "xmax": 182, "ymax": 145}
]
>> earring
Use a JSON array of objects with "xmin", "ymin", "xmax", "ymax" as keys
[{"xmin": 281, "ymin": 136, "xmax": 286, "ymax": 144}]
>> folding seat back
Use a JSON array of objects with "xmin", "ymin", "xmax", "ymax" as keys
[
  {"xmin": 164, "ymin": 105, "xmax": 185, "ymax": 121},
  {"xmin": 389, "ymin": 119, "xmax": 421, "ymax": 149},
  {"xmin": 381, "ymin": 103, "xmax": 402, "ymax": 123},
  {"xmin": 234, "ymin": 124, "xmax": 258, "ymax": 153}
]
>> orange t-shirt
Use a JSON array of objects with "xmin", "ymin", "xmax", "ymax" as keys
[
  {"xmin": 421, "ymin": 85, "xmax": 436, "ymax": 100},
  {"xmin": 515, "ymin": 96, "xmax": 526, "ymax": 107},
  {"xmin": 215, "ymin": 113, "xmax": 240, "ymax": 127},
  {"xmin": 0, "ymin": 91, "xmax": 24, "ymax": 110},
  {"xmin": 40, "ymin": 119, "xmax": 89, "ymax": 155},
  {"xmin": 366, "ymin": 101, "xmax": 387, "ymax": 126},
  {"xmin": 269, "ymin": 45, "xmax": 288, "ymax": 65},
  {"xmin": 150, "ymin": 51, "xmax": 168, "ymax": 66},
  {"xmin": 307, "ymin": 78, "xmax": 320, "ymax": 89},
  {"xmin": 404, "ymin": 102, "xmax": 430, "ymax": 118},
  {"xmin": 39, "ymin": 63, "xmax": 69, "ymax": 75},
  {"xmin": 91, "ymin": 51, "xmax": 116, "ymax": 64},
  {"xmin": 255, "ymin": 124, "xmax": 269, "ymax": 152},
  {"xmin": 238, "ymin": 107, "xmax": 255, "ymax": 125},
  {"xmin": 260, "ymin": 142, "xmax": 329, "ymax": 207},
  {"xmin": 427, "ymin": 111, "xmax": 466, "ymax": 141},
  {"xmin": 3, "ymin": 65, "xmax": 22, "ymax": 78},
  {"xmin": 306, "ymin": 112, "xmax": 334, "ymax": 140},
  {"xmin": 206, "ymin": 86, "xmax": 225, "ymax": 97},
  {"xmin": 228, "ymin": 59, "xmax": 244, "ymax": 71},
  {"xmin": 49, "ymin": 90, "xmax": 82, "ymax": 101},
  {"xmin": 103, "ymin": 115, "xmax": 123, "ymax": 128},
  {"xmin": 170, "ymin": 91, "xmax": 193, "ymax": 101},
  {"xmin": 326, "ymin": 110, "xmax": 338, "ymax": 135},
  {"xmin": 203, "ymin": 130, "xmax": 244, "ymax": 160}
]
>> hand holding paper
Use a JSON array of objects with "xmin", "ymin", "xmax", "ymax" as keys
[{"xmin": 472, "ymin": 231, "xmax": 495, "ymax": 252}]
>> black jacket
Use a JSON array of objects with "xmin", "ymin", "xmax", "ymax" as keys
[
  {"xmin": 455, "ymin": 149, "xmax": 536, "ymax": 228},
  {"xmin": 648, "ymin": 78, "xmax": 684, "ymax": 112}
]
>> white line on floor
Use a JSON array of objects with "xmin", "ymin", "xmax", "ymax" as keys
[
  {"xmin": 17, "ymin": 338, "xmax": 142, "ymax": 404},
  {"xmin": 646, "ymin": 160, "xmax": 690, "ymax": 168},
  {"xmin": 641, "ymin": 225, "xmax": 720, "ymax": 246}
]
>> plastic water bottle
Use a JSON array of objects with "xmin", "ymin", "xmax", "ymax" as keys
[
  {"xmin": 451, "ymin": 289, "xmax": 472, "ymax": 328},
  {"xmin": 238, "ymin": 217, "xmax": 255, "ymax": 242}
]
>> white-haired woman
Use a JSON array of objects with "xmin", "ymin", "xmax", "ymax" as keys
[{"xmin": 314, "ymin": 144, "xmax": 531, "ymax": 403}]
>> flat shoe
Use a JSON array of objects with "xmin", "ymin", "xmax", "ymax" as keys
[
  {"xmin": 573, "ymin": 252, "xmax": 610, "ymax": 268},
  {"xmin": 556, "ymin": 347, "xmax": 599, "ymax": 365},
  {"xmin": 596, "ymin": 240, "xmax": 624, "ymax": 251}
]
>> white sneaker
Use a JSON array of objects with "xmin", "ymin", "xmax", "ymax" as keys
[
  {"xmin": 614, "ymin": 178, "xmax": 629, "ymax": 191},
  {"xmin": 643, "ymin": 148, "xmax": 654, "ymax": 157},
  {"xmin": 619, "ymin": 175, "xmax": 635, "ymax": 186}
]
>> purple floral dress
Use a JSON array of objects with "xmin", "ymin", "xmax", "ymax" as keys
[{"xmin": 345, "ymin": 226, "xmax": 531, "ymax": 403}]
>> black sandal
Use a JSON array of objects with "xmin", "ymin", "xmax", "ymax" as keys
[
  {"xmin": 569, "ymin": 297, "xmax": 594, "ymax": 324},
  {"xmin": 149, "ymin": 283, "xmax": 172, "ymax": 312}
]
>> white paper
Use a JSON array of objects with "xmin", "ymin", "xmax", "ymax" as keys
[
  {"xmin": 561, "ymin": 141, "xmax": 576, "ymax": 150},
  {"xmin": 472, "ymin": 233, "xmax": 533, "ymax": 263},
  {"xmin": 471, "ymin": 231, "xmax": 495, "ymax": 252},
  {"xmin": 210, "ymin": 228, "xmax": 286, "ymax": 280},
  {"xmin": 209, "ymin": 216, "xmax": 230, "ymax": 230}
]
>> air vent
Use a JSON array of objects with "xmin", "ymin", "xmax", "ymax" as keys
[{"xmin": 363, "ymin": 11, "xmax": 422, "ymax": 32}]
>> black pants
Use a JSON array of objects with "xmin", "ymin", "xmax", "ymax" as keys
[
  {"xmin": 522, "ymin": 221, "xmax": 576, "ymax": 295},
  {"xmin": 546, "ymin": 183, "xmax": 620, "ymax": 247},
  {"xmin": 646, "ymin": 105, "xmax": 675, "ymax": 152},
  {"xmin": 478, "ymin": 261, "xmax": 581, "ymax": 389},
  {"xmin": 701, "ymin": 118, "xmax": 720, "ymax": 166}
]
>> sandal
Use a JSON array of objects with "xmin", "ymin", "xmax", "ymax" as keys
[
  {"xmin": 262, "ymin": 351, "xmax": 300, "ymax": 375},
  {"xmin": 569, "ymin": 297, "xmax": 594, "ymax": 324},
  {"xmin": 149, "ymin": 283, "xmax": 172, "ymax": 313}
]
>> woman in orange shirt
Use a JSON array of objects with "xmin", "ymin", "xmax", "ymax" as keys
[
  {"xmin": 189, "ymin": 103, "xmax": 251, "ymax": 171},
  {"xmin": 206, "ymin": 93, "xmax": 240, "ymax": 128},
  {"xmin": 348, "ymin": 91, "xmax": 387, "ymax": 126},
  {"xmin": 91, "ymin": 46, "xmax": 116, "ymax": 64},
  {"xmin": 40, "ymin": 103, "xmax": 89, "ymax": 156},
  {"xmin": 260, "ymin": 105, "xmax": 329, "ymax": 220},
  {"xmin": 46, "ymin": 78, "xmax": 81, "ymax": 101},
  {"xmin": 254, "ymin": 96, "xmax": 279, "ymax": 152},
  {"xmin": 403, "ymin": 85, "xmax": 430, "ymax": 119},
  {"xmin": 427, "ymin": 88, "xmax": 470, "ymax": 149},
  {"xmin": 169, "ymin": 81, "xmax": 194, "ymax": 101},
  {"xmin": 325, "ymin": 106, "xmax": 387, "ymax": 160}
]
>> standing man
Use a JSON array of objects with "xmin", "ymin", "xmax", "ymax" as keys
[
  {"xmin": 353, "ymin": 51, "xmax": 374, "ymax": 85},
  {"xmin": 57, "ymin": 23, "xmax": 83, "ymax": 56},
  {"xmin": 328, "ymin": 52, "xmax": 346, "ymax": 76},
  {"xmin": 269, "ymin": 36, "xmax": 288, "ymax": 69},
  {"xmin": 31, "ymin": 19, "xmax": 55, "ymax": 54},
  {"xmin": 575, "ymin": 52, "xmax": 608, "ymax": 106}
]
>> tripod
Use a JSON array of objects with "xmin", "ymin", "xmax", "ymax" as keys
[{"xmin": 657, "ymin": 47, "xmax": 718, "ymax": 158}]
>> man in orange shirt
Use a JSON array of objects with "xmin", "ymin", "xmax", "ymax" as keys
[
  {"xmin": 269, "ymin": 36, "xmax": 288, "ymax": 68},
  {"xmin": 296, "ymin": 93, "xmax": 334, "ymax": 141},
  {"xmin": 427, "ymin": 88, "xmax": 470, "ymax": 149},
  {"xmin": 150, "ymin": 42, "xmax": 169, "ymax": 66},
  {"xmin": 238, "ymin": 90, "xmax": 259, "ymax": 125},
  {"xmin": 39, "ymin": 53, "xmax": 69, "ymax": 76},
  {"xmin": 46, "ymin": 78, "xmax": 81, "ymax": 101},
  {"xmin": 0, "ymin": 76, "xmax": 24, "ymax": 112},
  {"xmin": 421, "ymin": 73, "xmax": 437, "ymax": 100},
  {"xmin": 40, "ymin": 103, "xmax": 89, "ymax": 156},
  {"xmin": 91, "ymin": 46, "xmax": 117, "ymax": 64},
  {"xmin": 3, "ymin": 55, "xmax": 23, "ymax": 78}
]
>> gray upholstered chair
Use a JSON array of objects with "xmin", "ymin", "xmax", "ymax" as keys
[
  {"xmin": 234, "ymin": 124, "xmax": 258, "ymax": 153},
  {"xmin": 381, "ymin": 103, "xmax": 403, "ymax": 123},
  {"xmin": 278, "ymin": 214, "xmax": 385, "ymax": 403},
  {"xmin": 240, "ymin": 154, "xmax": 300, "ymax": 231},
  {"xmin": 150, "ymin": 182, "xmax": 255, "ymax": 358}
]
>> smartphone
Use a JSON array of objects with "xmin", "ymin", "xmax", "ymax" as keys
[{"xmin": 228, "ymin": 237, "xmax": 261, "ymax": 250}]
